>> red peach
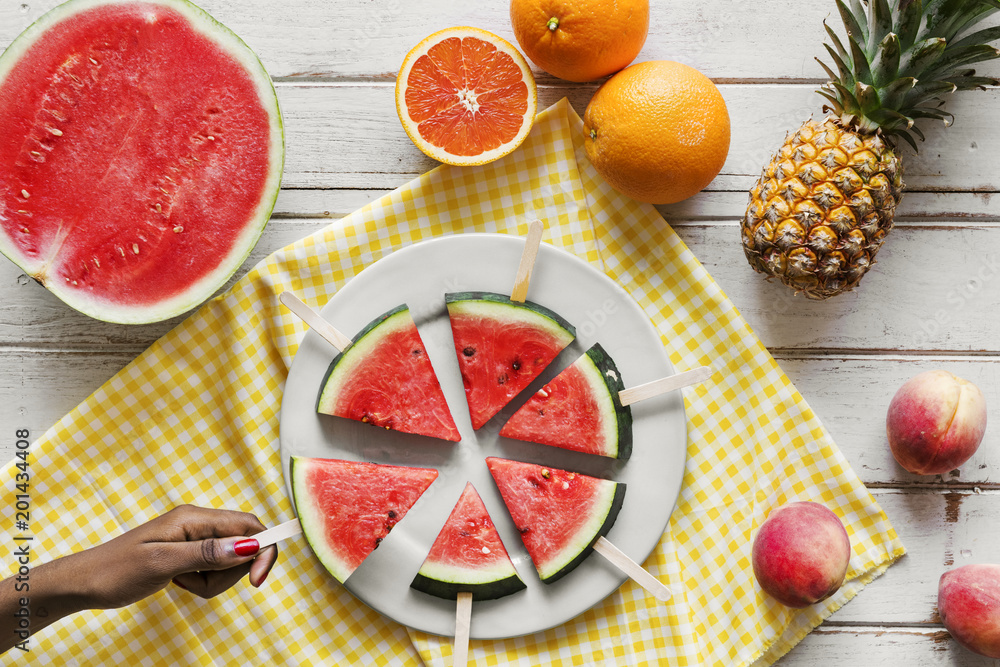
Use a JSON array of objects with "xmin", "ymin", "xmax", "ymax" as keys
[
  {"xmin": 886, "ymin": 370, "xmax": 987, "ymax": 475},
  {"xmin": 752, "ymin": 501, "xmax": 851, "ymax": 608},
  {"xmin": 938, "ymin": 564, "xmax": 1000, "ymax": 658}
]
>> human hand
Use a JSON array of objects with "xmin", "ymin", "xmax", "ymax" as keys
[{"xmin": 69, "ymin": 504, "xmax": 279, "ymax": 608}]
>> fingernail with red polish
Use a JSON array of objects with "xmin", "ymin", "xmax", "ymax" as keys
[
  {"xmin": 172, "ymin": 578, "xmax": 188, "ymax": 590},
  {"xmin": 234, "ymin": 538, "xmax": 259, "ymax": 557},
  {"xmin": 258, "ymin": 570, "xmax": 269, "ymax": 587}
]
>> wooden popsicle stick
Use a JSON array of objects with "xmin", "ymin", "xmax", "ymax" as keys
[
  {"xmin": 279, "ymin": 291, "xmax": 354, "ymax": 351},
  {"xmin": 617, "ymin": 366, "xmax": 713, "ymax": 407},
  {"xmin": 510, "ymin": 220, "xmax": 544, "ymax": 303},
  {"xmin": 453, "ymin": 591, "xmax": 473, "ymax": 667},
  {"xmin": 253, "ymin": 518, "xmax": 302, "ymax": 549},
  {"xmin": 592, "ymin": 536, "xmax": 672, "ymax": 603}
]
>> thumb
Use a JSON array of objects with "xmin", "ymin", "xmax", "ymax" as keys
[{"xmin": 166, "ymin": 536, "xmax": 260, "ymax": 576}]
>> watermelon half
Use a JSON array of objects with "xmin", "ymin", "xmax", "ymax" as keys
[
  {"xmin": 446, "ymin": 291, "xmax": 575, "ymax": 430},
  {"xmin": 317, "ymin": 304, "xmax": 461, "ymax": 441},
  {"xmin": 0, "ymin": 0, "xmax": 283, "ymax": 324},
  {"xmin": 290, "ymin": 457, "xmax": 439, "ymax": 584},
  {"xmin": 486, "ymin": 457, "xmax": 625, "ymax": 584},
  {"xmin": 411, "ymin": 483, "xmax": 525, "ymax": 601},
  {"xmin": 500, "ymin": 343, "xmax": 633, "ymax": 459}
]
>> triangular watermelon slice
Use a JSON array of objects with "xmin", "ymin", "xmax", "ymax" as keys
[
  {"xmin": 291, "ymin": 457, "xmax": 438, "ymax": 583},
  {"xmin": 446, "ymin": 292, "xmax": 575, "ymax": 430},
  {"xmin": 411, "ymin": 483, "xmax": 525, "ymax": 601},
  {"xmin": 317, "ymin": 304, "xmax": 461, "ymax": 441},
  {"xmin": 486, "ymin": 457, "xmax": 625, "ymax": 584},
  {"xmin": 500, "ymin": 343, "xmax": 633, "ymax": 459}
]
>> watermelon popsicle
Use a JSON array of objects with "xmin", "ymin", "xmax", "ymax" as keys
[{"xmin": 410, "ymin": 483, "xmax": 524, "ymax": 666}]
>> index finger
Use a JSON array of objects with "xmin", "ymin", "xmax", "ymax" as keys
[{"xmin": 154, "ymin": 504, "xmax": 268, "ymax": 542}]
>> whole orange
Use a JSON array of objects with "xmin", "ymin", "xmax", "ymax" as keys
[
  {"xmin": 583, "ymin": 61, "xmax": 731, "ymax": 205},
  {"xmin": 510, "ymin": 0, "xmax": 649, "ymax": 82}
]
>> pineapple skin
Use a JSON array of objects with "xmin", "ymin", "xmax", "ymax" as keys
[{"xmin": 741, "ymin": 118, "xmax": 904, "ymax": 299}]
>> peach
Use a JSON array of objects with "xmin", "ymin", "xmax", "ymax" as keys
[
  {"xmin": 751, "ymin": 501, "xmax": 851, "ymax": 608},
  {"xmin": 938, "ymin": 564, "xmax": 1000, "ymax": 658},
  {"xmin": 886, "ymin": 370, "xmax": 987, "ymax": 475}
]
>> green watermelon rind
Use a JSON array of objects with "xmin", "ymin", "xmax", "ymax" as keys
[
  {"xmin": 580, "ymin": 343, "xmax": 634, "ymax": 460},
  {"xmin": 316, "ymin": 304, "xmax": 411, "ymax": 415},
  {"xmin": 0, "ymin": 0, "xmax": 284, "ymax": 324},
  {"xmin": 444, "ymin": 291, "xmax": 577, "ymax": 341},
  {"xmin": 537, "ymin": 481, "xmax": 626, "ymax": 584},
  {"xmin": 289, "ymin": 456, "xmax": 354, "ymax": 583},
  {"xmin": 411, "ymin": 566, "xmax": 526, "ymax": 602}
]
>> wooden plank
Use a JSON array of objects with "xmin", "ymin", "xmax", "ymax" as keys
[
  {"xmin": 267, "ymin": 84, "xmax": 1000, "ymax": 191},
  {"xmin": 827, "ymin": 490, "xmax": 1000, "ymax": 626},
  {"xmin": 2, "ymin": 220, "xmax": 999, "ymax": 351},
  {"xmin": 5, "ymin": 82, "xmax": 987, "ymax": 193},
  {"xmin": 778, "ymin": 355, "xmax": 999, "ymax": 487},
  {"xmin": 276, "ymin": 189, "xmax": 1000, "ymax": 223},
  {"xmin": 3, "ymin": 0, "xmax": 997, "ymax": 82},
  {"xmin": 674, "ymin": 223, "xmax": 1000, "ymax": 353},
  {"xmin": 778, "ymin": 626, "xmax": 979, "ymax": 666},
  {"xmin": 6, "ymin": 346, "xmax": 997, "ymax": 484}
]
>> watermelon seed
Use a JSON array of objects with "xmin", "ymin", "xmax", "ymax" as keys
[
  {"xmin": 481, "ymin": 546, "xmax": 491, "ymax": 554},
  {"xmin": 411, "ymin": 348, "xmax": 421, "ymax": 356},
  {"xmin": 17, "ymin": 210, "xmax": 30, "ymax": 216},
  {"xmin": 387, "ymin": 510, "xmax": 397, "ymax": 519},
  {"xmin": 462, "ymin": 346, "xmax": 475, "ymax": 356},
  {"xmin": 48, "ymin": 127, "xmax": 63, "ymax": 137},
  {"xmin": 118, "ymin": 247, "xmax": 125, "ymax": 257},
  {"xmin": 519, "ymin": 526, "xmax": 531, "ymax": 534},
  {"xmin": 72, "ymin": 280, "xmax": 78, "ymax": 286},
  {"xmin": 21, "ymin": 228, "xmax": 29, "ymax": 234},
  {"xmin": 173, "ymin": 226, "xmax": 184, "ymax": 233},
  {"xmin": 511, "ymin": 359, "xmax": 521, "ymax": 370},
  {"xmin": 132, "ymin": 243, "xmax": 139, "ymax": 254},
  {"xmin": 498, "ymin": 373, "xmax": 508, "ymax": 385},
  {"xmin": 537, "ymin": 388, "xmax": 548, "ymax": 398},
  {"xmin": 562, "ymin": 482, "xmax": 570, "ymax": 489},
  {"xmin": 20, "ymin": 190, "xmax": 29, "ymax": 199},
  {"xmin": 541, "ymin": 468, "xmax": 551, "ymax": 479},
  {"xmin": 155, "ymin": 203, "xmax": 162, "ymax": 213},
  {"xmin": 89, "ymin": 58, "xmax": 98, "ymax": 65},
  {"xmin": 208, "ymin": 136, "xmax": 215, "ymax": 141},
  {"xmin": 94, "ymin": 258, "xmax": 100, "ymax": 268}
]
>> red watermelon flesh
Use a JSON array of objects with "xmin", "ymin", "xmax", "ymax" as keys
[
  {"xmin": 291, "ymin": 457, "xmax": 439, "ymax": 584},
  {"xmin": 446, "ymin": 292, "xmax": 575, "ymax": 430},
  {"xmin": 0, "ymin": 0, "xmax": 282, "ymax": 323},
  {"xmin": 317, "ymin": 305, "xmax": 461, "ymax": 441},
  {"xmin": 486, "ymin": 456, "xmax": 625, "ymax": 583},
  {"xmin": 500, "ymin": 343, "xmax": 633, "ymax": 459},
  {"xmin": 411, "ymin": 483, "xmax": 524, "ymax": 601}
]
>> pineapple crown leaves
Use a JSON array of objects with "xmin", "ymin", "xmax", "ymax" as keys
[{"xmin": 817, "ymin": 0, "xmax": 1000, "ymax": 149}]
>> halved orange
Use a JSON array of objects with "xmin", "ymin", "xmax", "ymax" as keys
[{"xmin": 395, "ymin": 27, "xmax": 537, "ymax": 166}]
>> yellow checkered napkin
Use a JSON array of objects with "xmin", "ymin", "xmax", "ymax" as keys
[{"xmin": 1, "ymin": 99, "xmax": 903, "ymax": 666}]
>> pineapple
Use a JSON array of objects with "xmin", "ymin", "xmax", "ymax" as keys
[{"xmin": 741, "ymin": 0, "xmax": 1000, "ymax": 299}]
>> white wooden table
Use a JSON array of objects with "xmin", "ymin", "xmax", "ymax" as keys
[{"xmin": 2, "ymin": 1, "xmax": 998, "ymax": 664}]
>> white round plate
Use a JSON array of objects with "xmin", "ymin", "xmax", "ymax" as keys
[{"xmin": 279, "ymin": 233, "xmax": 687, "ymax": 639}]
